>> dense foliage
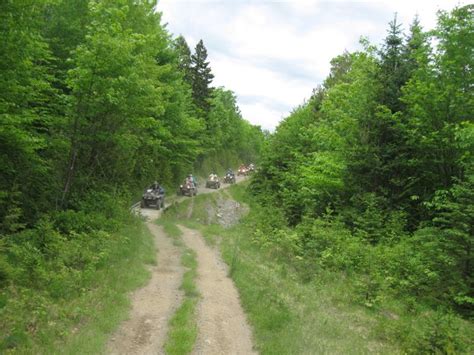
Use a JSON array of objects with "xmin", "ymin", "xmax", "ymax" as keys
[
  {"xmin": 252, "ymin": 6, "xmax": 473, "ymax": 352},
  {"xmin": 0, "ymin": 0, "xmax": 263, "ymax": 351}
]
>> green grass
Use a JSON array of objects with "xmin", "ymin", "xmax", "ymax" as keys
[
  {"xmin": 165, "ymin": 298, "xmax": 198, "ymax": 355},
  {"xmin": 157, "ymin": 218, "xmax": 184, "ymax": 247},
  {"xmin": 1, "ymin": 220, "xmax": 156, "ymax": 354},
  {"xmin": 220, "ymin": 230, "xmax": 400, "ymax": 354},
  {"xmin": 161, "ymin": 221, "xmax": 199, "ymax": 355}
]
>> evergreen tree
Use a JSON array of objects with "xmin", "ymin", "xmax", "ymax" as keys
[
  {"xmin": 378, "ymin": 14, "xmax": 407, "ymax": 113},
  {"xmin": 174, "ymin": 35, "xmax": 193, "ymax": 85},
  {"xmin": 403, "ymin": 16, "xmax": 430, "ymax": 76},
  {"xmin": 190, "ymin": 39, "xmax": 214, "ymax": 114}
]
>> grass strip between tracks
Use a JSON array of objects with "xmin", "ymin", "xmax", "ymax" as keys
[{"xmin": 158, "ymin": 219, "xmax": 199, "ymax": 355}]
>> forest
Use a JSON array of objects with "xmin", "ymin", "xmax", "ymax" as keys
[
  {"xmin": 0, "ymin": 0, "xmax": 263, "ymax": 351},
  {"xmin": 1, "ymin": 0, "xmax": 473, "ymax": 353},
  {"xmin": 250, "ymin": 5, "xmax": 473, "ymax": 352}
]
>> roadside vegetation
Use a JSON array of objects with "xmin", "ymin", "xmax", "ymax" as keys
[
  {"xmin": 0, "ymin": 1, "xmax": 263, "ymax": 352},
  {"xmin": 248, "ymin": 6, "xmax": 473, "ymax": 354},
  {"xmin": 163, "ymin": 183, "xmax": 474, "ymax": 353},
  {"xmin": 0, "ymin": 206, "xmax": 156, "ymax": 353}
]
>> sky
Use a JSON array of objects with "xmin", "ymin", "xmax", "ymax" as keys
[{"xmin": 156, "ymin": 0, "xmax": 467, "ymax": 131}]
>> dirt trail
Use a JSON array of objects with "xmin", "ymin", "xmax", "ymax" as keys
[
  {"xmin": 106, "ymin": 222, "xmax": 184, "ymax": 355},
  {"xmin": 180, "ymin": 225, "xmax": 256, "ymax": 355},
  {"xmin": 107, "ymin": 175, "xmax": 250, "ymax": 354}
]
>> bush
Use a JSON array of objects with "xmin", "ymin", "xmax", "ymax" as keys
[
  {"xmin": 0, "ymin": 191, "xmax": 144, "ymax": 352},
  {"xmin": 379, "ymin": 310, "xmax": 473, "ymax": 354}
]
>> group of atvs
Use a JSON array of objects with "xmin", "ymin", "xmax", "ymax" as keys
[
  {"xmin": 237, "ymin": 163, "xmax": 255, "ymax": 176},
  {"xmin": 211, "ymin": 163, "xmax": 255, "ymax": 188},
  {"xmin": 140, "ymin": 164, "xmax": 256, "ymax": 209}
]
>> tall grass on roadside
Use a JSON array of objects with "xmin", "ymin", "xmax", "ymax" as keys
[
  {"xmin": 0, "ymin": 212, "xmax": 156, "ymax": 354},
  {"xmin": 223, "ymin": 184, "xmax": 474, "ymax": 354}
]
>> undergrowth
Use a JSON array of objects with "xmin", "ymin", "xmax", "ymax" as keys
[{"xmin": 0, "ymin": 197, "xmax": 156, "ymax": 353}]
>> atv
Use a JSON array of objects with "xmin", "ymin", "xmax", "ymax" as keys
[
  {"xmin": 237, "ymin": 166, "xmax": 248, "ymax": 176},
  {"xmin": 223, "ymin": 173, "xmax": 236, "ymax": 184},
  {"xmin": 205, "ymin": 175, "xmax": 221, "ymax": 189},
  {"xmin": 179, "ymin": 181, "xmax": 197, "ymax": 196},
  {"xmin": 141, "ymin": 188, "xmax": 165, "ymax": 210}
]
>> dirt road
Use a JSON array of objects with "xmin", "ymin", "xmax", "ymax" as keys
[
  {"xmin": 107, "ymin": 175, "xmax": 254, "ymax": 354},
  {"xmin": 180, "ymin": 226, "xmax": 256, "ymax": 355},
  {"xmin": 107, "ymin": 222, "xmax": 184, "ymax": 355}
]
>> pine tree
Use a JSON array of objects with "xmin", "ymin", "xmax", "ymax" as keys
[
  {"xmin": 403, "ymin": 16, "xmax": 430, "ymax": 76},
  {"xmin": 190, "ymin": 39, "xmax": 214, "ymax": 113},
  {"xmin": 378, "ymin": 14, "xmax": 407, "ymax": 113},
  {"xmin": 174, "ymin": 35, "xmax": 192, "ymax": 85}
]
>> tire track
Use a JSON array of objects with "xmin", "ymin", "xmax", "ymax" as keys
[
  {"xmin": 180, "ymin": 225, "xmax": 256, "ymax": 355},
  {"xmin": 107, "ymin": 175, "xmax": 249, "ymax": 354},
  {"xmin": 106, "ymin": 223, "xmax": 184, "ymax": 355}
]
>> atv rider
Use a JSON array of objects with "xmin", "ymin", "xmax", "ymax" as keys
[
  {"xmin": 150, "ymin": 181, "xmax": 160, "ymax": 191},
  {"xmin": 150, "ymin": 181, "xmax": 165, "ymax": 195},
  {"xmin": 186, "ymin": 174, "xmax": 196, "ymax": 188}
]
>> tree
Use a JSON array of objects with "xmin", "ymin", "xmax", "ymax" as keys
[
  {"xmin": 323, "ymin": 51, "xmax": 354, "ymax": 90},
  {"xmin": 378, "ymin": 14, "xmax": 408, "ymax": 113},
  {"xmin": 0, "ymin": 0, "xmax": 57, "ymax": 229},
  {"xmin": 403, "ymin": 16, "xmax": 430, "ymax": 76},
  {"xmin": 174, "ymin": 35, "xmax": 193, "ymax": 85},
  {"xmin": 190, "ymin": 39, "xmax": 214, "ymax": 114}
]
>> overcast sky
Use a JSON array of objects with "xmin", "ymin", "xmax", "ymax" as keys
[{"xmin": 156, "ymin": 0, "xmax": 467, "ymax": 131}]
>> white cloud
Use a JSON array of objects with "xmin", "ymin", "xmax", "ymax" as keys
[
  {"xmin": 157, "ymin": 0, "xmax": 467, "ymax": 131},
  {"xmin": 211, "ymin": 54, "xmax": 309, "ymax": 107},
  {"xmin": 239, "ymin": 102, "xmax": 286, "ymax": 131}
]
